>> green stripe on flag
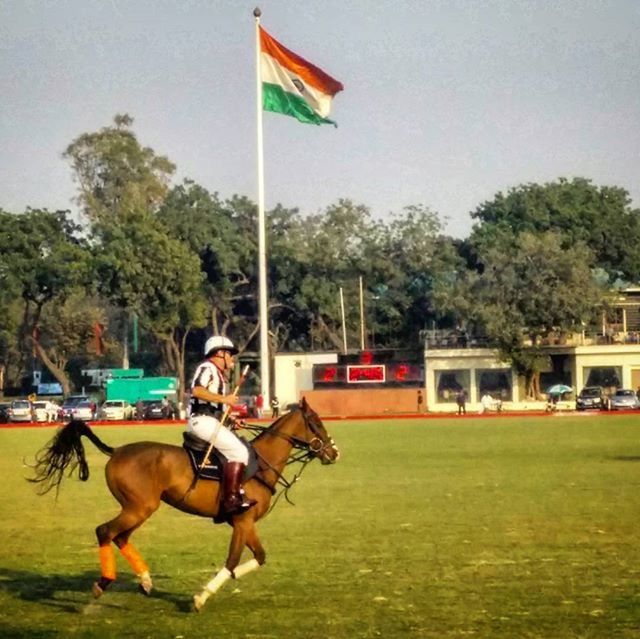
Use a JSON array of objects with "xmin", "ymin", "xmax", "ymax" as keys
[{"xmin": 262, "ymin": 83, "xmax": 337, "ymax": 127}]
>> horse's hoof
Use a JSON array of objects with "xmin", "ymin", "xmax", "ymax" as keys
[
  {"xmin": 91, "ymin": 582, "xmax": 104, "ymax": 599},
  {"xmin": 138, "ymin": 572, "xmax": 153, "ymax": 596},
  {"xmin": 193, "ymin": 593, "xmax": 206, "ymax": 612}
]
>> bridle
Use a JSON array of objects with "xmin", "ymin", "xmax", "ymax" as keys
[
  {"xmin": 244, "ymin": 408, "xmax": 338, "ymax": 508},
  {"xmin": 282, "ymin": 410, "xmax": 338, "ymax": 463}
]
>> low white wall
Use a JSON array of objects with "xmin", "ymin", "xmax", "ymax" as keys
[{"xmin": 273, "ymin": 352, "xmax": 338, "ymax": 409}]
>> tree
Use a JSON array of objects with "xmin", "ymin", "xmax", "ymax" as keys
[
  {"xmin": 64, "ymin": 114, "xmax": 175, "ymax": 224},
  {"xmin": 472, "ymin": 231, "xmax": 603, "ymax": 398},
  {"xmin": 0, "ymin": 208, "xmax": 92, "ymax": 394},
  {"xmin": 294, "ymin": 199, "xmax": 383, "ymax": 350},
  {"xmin": 265, "ymin": 203, "xmax": 310, "ymax": 351},
  {"xmin": 380, "ymin": 205, "xmax": 460, "ymax": 347},
  {"xmin": 35, "ymin": 291, "xmax": 106, "ymax": 397},
  {"xmin": 157, "ymin": 183, "xmax": 259, "ymax": 351},
  {"xmin": 92, "ymin": 213, "xmax": 207, "ymax": 396},
  {"xmin": 267, "ymin": 200, "xmax": 455, "ymax": 352},
  {"xmin": 470, "ymin": 178, "xmax": 640, "ymax": 282},
  {"xmin": 65, "ymin": 116, "xmax": 207, "ymax": 394},
  {"xmin": 0, "ymin": 252, "xmax": 22, "ymax": 394}
]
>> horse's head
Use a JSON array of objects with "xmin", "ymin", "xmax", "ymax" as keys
[{"xmin": 297, "ymin": 397, "xmax": 340, "ymax": 465}]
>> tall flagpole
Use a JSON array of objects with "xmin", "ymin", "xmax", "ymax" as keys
[{"xmin": 254, "ymin": 7, "xmax": 270, "ymax": 405}]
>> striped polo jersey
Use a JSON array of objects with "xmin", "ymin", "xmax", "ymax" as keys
[{"xmin": 189, "ymin": 360, "xmax": 227, "ymax": 417}]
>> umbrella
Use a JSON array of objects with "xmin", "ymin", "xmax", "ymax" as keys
[{"xmin": 546, "ymin": 384, "xmax": 573, "ymax": 395}]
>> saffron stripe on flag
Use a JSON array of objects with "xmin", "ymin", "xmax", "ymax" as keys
[{"xmin": 259, "ymin": 27, "xmax": 343, "ymax": 97}]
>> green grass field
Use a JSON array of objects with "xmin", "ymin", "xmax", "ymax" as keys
[{"xmin": 1, "ymin": 414, "xmax": 639, "ymax": 638}]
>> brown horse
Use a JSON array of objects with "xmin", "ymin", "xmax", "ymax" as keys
[{"xmin": 29, "ymin": 397, "xmax": 339, "ymax": 611}]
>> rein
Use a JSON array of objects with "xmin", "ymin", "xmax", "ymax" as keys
[{"xmin": 242, "ymin": 413, "xmax": 333, "ymax": 511}]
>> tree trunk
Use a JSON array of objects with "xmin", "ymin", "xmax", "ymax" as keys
[
  {"xmin": 34, "ymin": 342, "xmax": 71, "ymax": 397},
  {"xmin": 532, "ymin": 371, "xmax": 542, "ymax": 399},
  {"xmin": 238, "ymin": 322, "xmax": 259, "ymax": 355},
  {"xmin": 177, "ymin": 330, "xmax": 188, "ymax": 405},
  {"xmin": 525, "ymin": 372, "xmax": 534, "ymax": 399},
  {"xmin": 18, "ymin": 299, "xmax": 34, "ymax": 383},
  {"xmin": 162, "ymin": 339, "xmax": 176, "ymax": 374},
  {"xmin": 315, "ymin": 315, "xmax": 345, "ymax": 351},
  {"xmin": 525, "ymin": 369, "xmax": 542, "ymax": 400},
  {"xmin": 166, "ymin": 327, "xmax": 190, "ymax": 410}
]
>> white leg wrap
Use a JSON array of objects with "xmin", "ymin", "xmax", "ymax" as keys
[
  {"xmin": 233, "ymin": 559, "xmax": 260, "ymax": 579},
  {"xmin": 205, "ymin": 567, "xmax": 232, "ymax": 595},
  {"xmin": 193, "ymin": 567, "xmax": 232, "ymax": 611}
]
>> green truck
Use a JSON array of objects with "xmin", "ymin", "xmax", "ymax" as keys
[{"xmin": 105, "ymin": 375, "xmax": 178, "ymax": 404}]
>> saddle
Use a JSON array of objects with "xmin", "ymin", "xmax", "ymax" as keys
[{"xmin": 182, "ymin": 431, "xmax": 259, "ymax": 482}]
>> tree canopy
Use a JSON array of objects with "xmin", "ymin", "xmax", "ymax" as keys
[
  {"xmin": 470, "ymin": 178, "xmax": 640, "ymax": 283},
  {"xmin": 1, "ymin": 116, "xmax": 635, "ymax": 398}
]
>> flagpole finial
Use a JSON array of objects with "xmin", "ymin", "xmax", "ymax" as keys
[{"xmin": 253, "ymin": 7, "xmax": 261, "ymax": 17}]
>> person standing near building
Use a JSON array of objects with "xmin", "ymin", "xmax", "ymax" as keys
[
  {"xmin": 270, "ymin": 395, "xmax": 280, "ymax": 418},
  {"xmin": 161, "ymin": 395, "xmax": 170, "ymax": 419},
  {"xmin": 455, "ymin": 388, "xmax": 467, "ymax": 415},
  {"xmin": 255, "ymin": 392, "xmax": 264, "ymax": 418},
  {"xmin": 417, "ymin": 389, "xmax": 424, "ymax": 413}
]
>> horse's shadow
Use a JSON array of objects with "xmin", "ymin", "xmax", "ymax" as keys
[{"xmin": 0, "ymin": 566, "xmax": 193, "ymax": 614}]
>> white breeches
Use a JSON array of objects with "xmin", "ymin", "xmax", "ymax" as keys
[{"xmin": 187, "ymin": 415, "xmax": 249, "ymax": 464}]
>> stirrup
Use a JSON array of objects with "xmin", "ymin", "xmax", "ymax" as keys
[{"xmin": 223, "ymin": 493, "xmax": 257, "ymax": 515}]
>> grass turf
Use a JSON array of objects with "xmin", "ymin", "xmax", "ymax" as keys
[{"xmin": 0, "ymin": 414, "xmax": 639, "ymax": 638}]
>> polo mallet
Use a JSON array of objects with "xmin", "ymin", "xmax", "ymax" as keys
[{"xmin": 200, "ymin": 364, "xmax": 250, "ymax": 470}]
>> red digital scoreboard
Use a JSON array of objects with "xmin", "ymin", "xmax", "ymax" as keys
[
  {"xmin": 346, "ymin": 364, "xmax": 386, "ymax": 383},
  {"xmin": 312, "ymin": 358, "xmax": 423, "ymax": 388}
]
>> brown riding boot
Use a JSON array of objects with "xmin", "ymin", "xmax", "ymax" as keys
[{"xmin": 221, "ymin": 462, "xmax": 257, "ymax": 515}]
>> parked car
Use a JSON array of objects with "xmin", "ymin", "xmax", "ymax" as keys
[
  {"xmin": 60, "ymin": 395, "xmax": 89, "ymax": 420},
  {"xmin": 100, "ymin": 399, "xmax": 134, "ymax": 421},
  {"xmin": 143, "ymin": 399, "xmax": 178, "ymax": 420},
  {"xmin": 0, "ymin": 402, "xmax": 12, "ymax": 423},
  {"xmin": 608, "ymin": 389, "xmax": 640, "ymax": 411},
  {"xmin": 575, "ymin": 386, "xmax": 607, "ymax": 411},
  {"xmin": 143, "ymin": 400, "xmax": 166, "ymax": 420},
  {"xmin": 9, "ymin": 399, "xmax": 34, "ymax": 422},
  {"xmin": 71, "ymin": 400, "xmax": 96, "ymax": 421},
  {"xmin": 32, "ymin": 400, "xmax": 59, "ymax": 422}
]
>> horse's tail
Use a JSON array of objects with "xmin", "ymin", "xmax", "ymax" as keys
[{"xmin": 27, "ymin": 419, "xmax": 114, "ymax": 496}]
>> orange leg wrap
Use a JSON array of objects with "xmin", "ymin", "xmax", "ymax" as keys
[
  {"xmin": 99, "ymin": 544, "xmax": 116, "ymax": 580},
  {"xmin": 119, "ymin": 542, "xmax": 149, "ymax": 576}
]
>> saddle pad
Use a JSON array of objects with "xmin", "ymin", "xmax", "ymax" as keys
[
  {"xmin": 183, "ymin": 433, "xmax": 259, "ymax": 482},
  {"xmin": 185, "ymin": 448, "xmax": 224, "ymax": 481}
]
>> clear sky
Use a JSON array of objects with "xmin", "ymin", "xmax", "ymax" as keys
[{"xmin": 2, "ymin": 0, "xmax": 639, "ymax": 238}]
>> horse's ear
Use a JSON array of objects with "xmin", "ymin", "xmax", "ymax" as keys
[{"xmin": 300, "ymin": 396, "xmax": 308, "ymax": 410}]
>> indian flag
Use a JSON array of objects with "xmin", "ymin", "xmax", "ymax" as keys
[{"xmin": 259, "ymin": 27, "xmax": 344, "ymax": 126}]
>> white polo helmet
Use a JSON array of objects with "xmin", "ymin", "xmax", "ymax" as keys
[{"xmin": 204, "ymin": 335, "xmax": 238, "ymax": 357}]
